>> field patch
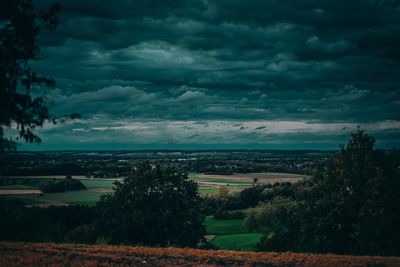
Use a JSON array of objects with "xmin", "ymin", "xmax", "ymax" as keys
[
  {"xmin": 191, "ymin": 172, "xmax": 308, "ymax": 195},
  {"xmin": 41, "ymin": 191, "xmax": 105, "ymax": 205},
  {"xmin": 206, "ymin": 216, "xmax": 246, "ymax": 235},
  {"xmin": 205, "ymin": 215, "xmax": 262, "ymax": 251},
  {"xmin": 212, "ymin": 233, "xmax": 263, "ymax": 251},
  {"xmin": 0, "ymin": 190, "xmax": 105, "ymax": 206},
  {"xmin": 78, "ymin": 179, "xmax": 119, "ymax": 189}
]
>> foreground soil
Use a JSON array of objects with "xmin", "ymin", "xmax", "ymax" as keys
[{"xmin": 1, "ymin": 242, "xmax": 399, "ymax": 267}]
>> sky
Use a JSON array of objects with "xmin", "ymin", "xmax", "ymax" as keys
[{"xmin": 17, "ymin": 0, "xmax": 400, "ymax": 150}]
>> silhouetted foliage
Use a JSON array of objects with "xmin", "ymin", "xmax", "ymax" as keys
[
  {"xmin": 97, "ymin": 162, "xmax": 205, "ymax": 247},
  {"xmin": 200, "ymin": 183, "xmax": 296, "ymax": 217},
  {"xmin": 214, "ymin": 209, "xmax": 246, "ymax": 220},
  {"xmin": 0, "ymin": 200, "xmax": 97, "ymax": 243},
  {"xmin": 39, "ymin": 177, "xmax": 86, "ymax": 193},
  {"xmin": 0, "ymin": 162, "xmax": 206, "ymax": 247},
  {"xmin": 251, "ymin": 130, "xmax": 400, "ymax": 256},
  {"xmin": 0, "ymin": 0, "xmax": 61, "ymax": 151}
]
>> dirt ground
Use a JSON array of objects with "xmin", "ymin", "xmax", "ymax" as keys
[{"xmin": 1, "ymin": 242, "xmax": 399, "ymax": 267}]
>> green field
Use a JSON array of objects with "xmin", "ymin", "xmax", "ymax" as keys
[
  {"xmin": 211, "ymin": 233, "xmax": 263, "ymax": 251},
  {"xmin": 42, "ymin": 191, "xmax": 105, "ymax": 205},
  {"xmin": 189, "ymin": 173, "xmax": 250, "ymax": 184},
  {"xmin": 190, "ymin": 172, "xmax": 253, "ymax": 195},
  {"xmin": 0, "ymin": 178, "xmax": 119, "ymax": 190},
  {"xmin": 205, "ymin": 216, "xmax": 246, "ymax": 235},
  {"xmin": 205, "ymin": 215, "xmax": 262, "ymax": 251},
  {"xmin": 0, "ymin": 190, "xmax": 106, "ymax": 206},
  {"xmin": 78, "ymin": 179, "xmax": 118, "ymax": 189},
  {"xmin": 198, "ymin": 188, "xmax": 219, "ymax": 194},
  {"xmin": 197, "ymin": 178, "xmax": 251, "ymax": 185}
]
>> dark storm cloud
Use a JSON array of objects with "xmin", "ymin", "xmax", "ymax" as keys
[{"xmin": 24, "ymin": 0, "xmax": 400, "ymax": 148}]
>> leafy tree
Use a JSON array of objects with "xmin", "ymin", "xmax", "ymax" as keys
[
  {"xmin": 97, "ymin": 162, "xmax": 205, "ymax": 247},
  {"xmin": 252, "ymin": 130, "xmax": 400, "ymax": 256},
  {"xmin": 0, "ymin": 0, "xmax": 61, "ymax": 151},
  {"xmin": 239, "ymin": 186, "xmax": 265, "ymax": 207},
  {"xmin": 297, "ymin": 129, "xmax": 400, "ymax": 255},
  {"xmin": 245, "ymin": 197, "xmax": 301, "ymax": 251}
]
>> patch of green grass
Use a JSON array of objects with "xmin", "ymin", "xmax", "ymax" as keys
[
  {"xmin": 211, "ymin": 233, "xmax": 262, "ymax": 251},
  {"xmin": 199, "ymin": 188, "xmax": 219, "ymax": 194},
  {"xmin": 0, "ymin": 191, "xmax": 106, "ymax": 206},
  {"xmin": 78, "ymin": 179, "xmax": 118, "ymax": 189},
  {"xmin": 197, "ymin": 178, "xmax": 251, "ymax": 185},
  {"xmin": 0, "ymin": 184, "xmax": 38, "ymax": 190},
  {"xmin": 42, "ymin": 191, "xmax": 105, "ymax": 205},
  {"xmin": 205, "ymin": 216, "xmax": 246, "ymax": 235}
]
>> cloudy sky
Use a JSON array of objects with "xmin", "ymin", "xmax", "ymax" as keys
[{"xmin": 19, "ymin": 0, "xmax": 400, "ymax": 150}]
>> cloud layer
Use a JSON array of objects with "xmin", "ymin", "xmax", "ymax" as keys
[{"xmin": 22, "ymin": 0, "xmax": 400, "ymax": 149}]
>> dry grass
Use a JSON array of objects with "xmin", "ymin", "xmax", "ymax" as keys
[{"xmin": 1, "ymin": 242, "xmax": 399, "ymax": 267}]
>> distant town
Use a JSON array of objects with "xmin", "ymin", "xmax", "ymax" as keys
[{"xmin": 0, "ymin": 150, "xmax": 333, "ymax": 178}]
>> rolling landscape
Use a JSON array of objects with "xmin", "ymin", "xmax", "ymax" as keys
[
  {"xmin": 1, "ymin": 0, "xmax": 400, "ymax": 266},
  {"xmin": 0, "ymin": 150, "xmax": 312, "ymax": 252}
]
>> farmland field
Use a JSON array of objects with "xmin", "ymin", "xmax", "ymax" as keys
[
  {"xmin": 0, "ymin": 191, "xmax": 106, "ymax": 206},
  {"xmin": 190, "ymin": 172, "xmax": 308, "ymax": 195},
  {"xmin": 39, "ymin": 191, "xmax": 106, "ymax": 205},
  {"xmin": 78, "ymin": 179, "xmax": 120, "ymax": 189},
  {"xmin": 0, "ymin": 172, "xmax": 306, "ymax": 205},
  {"xmin": 0, "ymin": 177, "xmax": 120, "ymax": 206}
]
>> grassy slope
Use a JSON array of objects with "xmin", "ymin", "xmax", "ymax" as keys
[
  {"xmin": 212, "ymin": 233, "xmax": 263, "ymax": 251},
  {"xmin": 205, "ymin": 215, "xmax": 262, "ymax": 251},
  {"xmin": 1, "ymin": 242, "xmax": 399, "ymax": 267},
  {"xmin": 206, "ymin": 216, "xmax": 246, "ymax": 235}
]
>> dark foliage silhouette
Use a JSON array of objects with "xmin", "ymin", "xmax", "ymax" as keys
[
  {"xmin": 0, "ymin": 0, "xmax": 61, "ymax": 151},
  {"xmin": 250, "ymin": 130, "xmax": 400, "ymax": 256},
  {"xmin": 97, "ymin": 162, "xmax": 205, "ymax": 246}
]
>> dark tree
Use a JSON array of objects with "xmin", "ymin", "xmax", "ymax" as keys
[
  {"xmin": 97, "ymin": 162, "xmax": 205, "ymax": 247},
  {"xmin": 298, "ymin": 129, "xmax": 400, "ymax": 255},
  {"xmin": 253, "ymin": 130, "xmax": 400, "ymax": 256},
  {"xmin": 0, "ymin": 0, "xmax": 61, "ymax": 151}
]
